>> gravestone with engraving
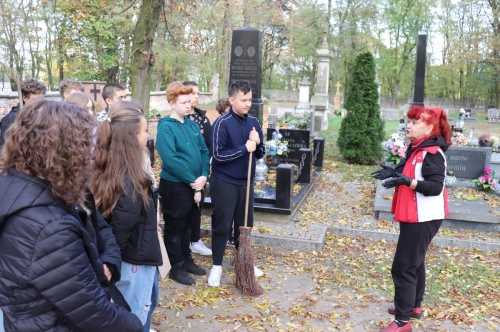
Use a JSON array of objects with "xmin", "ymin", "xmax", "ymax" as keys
[
  {"xmin": 267, "ymin": 128, "xmax": 310, "ymax": 165},
  {"xmin": 444, "ymin": 146, "xmax": 492, "ymax": 179},
  {"xmin": 229, "ymin": 27, "xmax": 263, "ymax": 124}
]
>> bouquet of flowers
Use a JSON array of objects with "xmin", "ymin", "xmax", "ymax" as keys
[
  {"xmin": 472, "ymin": 166, "xmax": 497, "ymax": 191},
  {"xmin": 265, "ymin": 128, "xmax": 288, "ymax": 157},
  {"xmin": 452, "ymin": 132, "xmax": 471, "ymax": 146},
  {"xmin": 386, "ymin": 133, "xmax": 407, "ymax": 164}
]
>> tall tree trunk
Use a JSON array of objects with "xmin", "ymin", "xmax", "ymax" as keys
[
  {"xmin": 219, "ymin": 0, "xmax": 232, "ymax": 97},
  {"xmin": 58, "ymin": 40, "xmax": 64, "ymax": 82},
  {"xmin": 119, "ymin": 34, "xmax": 132, "ymax": 84},
  {"xmin": 130, "ymin": 0, "xmax": 164, "ymax": 118}
]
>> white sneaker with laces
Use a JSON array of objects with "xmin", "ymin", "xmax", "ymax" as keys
[
  {"xmin": 254, "ymin": 266, "xmax": 264, "ymax": 277},
  {"xmin": 190, "ymin": 239, "xmax": 212, "ymax": 255},
  {"xmin": 208, "ymin": 265, "xmax": 222, "ymax": 287}
]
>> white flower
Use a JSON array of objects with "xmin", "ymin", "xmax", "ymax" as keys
[
  {"xmin": 395, "ymin": 140, "xmax": 405, "ymax": 148},
  {"xmin": 391, "ymin": 133, "xmax": 400, "ymax": 140},
  {"xmin": 277, "ymin": 149, "xmax": 283, "ymax": 155},
  {"xmin": 278, "ymin": 134, "xmax": 282, "ymax": 139}
]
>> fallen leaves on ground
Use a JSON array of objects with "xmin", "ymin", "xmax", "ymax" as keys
[{"xmin": 152, "ymin": 231, "xmax": 500, "ymax": 331}]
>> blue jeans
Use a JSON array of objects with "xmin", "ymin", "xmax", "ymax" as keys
[
  {"xmin": 0, "ymin": 309, "xmax": 4, "ymax": 332},
  {"xmin": 116, "ymin": 262, "xmax": 158, "ymax": 329},
  {"xmin": 144, "ymin": 268, "xmax": 159, "ymax": 332}
]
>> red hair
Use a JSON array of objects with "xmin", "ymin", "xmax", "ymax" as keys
[
  {"xmin": 407, "ymin": 106, "xmax": 452, "ymax": 146},
  {"xmin": 166, "ymin": 82, "xmax": 193, "ymax": 103}
]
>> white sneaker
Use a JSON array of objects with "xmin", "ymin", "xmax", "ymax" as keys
[
  {"xmin": 254, "ymin": 266, "xmax": 264, "ymax": 277},
  {"xmin": 208, "ymin": 265, "xmax": 222, "ymax": 287},
  {"xmin": 190, "ymin": 239, "xmax": 212, "ymax": 256}
]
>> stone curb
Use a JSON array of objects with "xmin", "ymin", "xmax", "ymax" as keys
[
  {"xmin": 326, "ymin": 226, "xmax": 500, "ymax": 252},
  {"xmin": 201, "ymin": 226, "xmax": 328, "ymax": 251}
]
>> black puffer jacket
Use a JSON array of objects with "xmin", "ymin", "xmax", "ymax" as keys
[
  {"xmin": 0, "ymin": 169, "xmax": 142, "ymax": 332},
  {"xmin": 104, "ymin": 175, "xmax": 162, "ymax": 266},
  {"xmin": 0, "ymin": 105, "xmax": 19, "ymax": 149},
  {"xmin": 85, "ymin": 191, "xmax": 122, "ymax": 283}
]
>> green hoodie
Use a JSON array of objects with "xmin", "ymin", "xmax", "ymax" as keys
[{"xmin": 156, "ymin": 116, "xmax": 210, "ymax": 189}]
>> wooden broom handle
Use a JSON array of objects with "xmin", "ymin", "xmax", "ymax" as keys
[{"xmin": 244, "ymin": 151, "xmax": 253, "ymax": 228}]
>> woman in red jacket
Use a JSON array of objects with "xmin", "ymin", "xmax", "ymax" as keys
[{"xmin": 372, "ymin": 106, "xmax": 452, "ymax": 332}]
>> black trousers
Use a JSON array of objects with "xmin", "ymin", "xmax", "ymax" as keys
[
  {"xmin": 210, "ymin": 176, "xmax": 254, "ymax": 265},
  {"xmin": 392, "ymin": 219, "xmax": 442, "ymax": 320},
  {"xmin": 190, "ymin": 191, "xmax": 204, "ymax": 243},
  {"xmin": 159, "ymin": 179, "xmax": 199, "ymax": 265}
]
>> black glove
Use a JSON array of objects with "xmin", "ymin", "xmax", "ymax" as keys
[
  {"xmin": 371, "ymin": 163, "xmax": 395, "ymax": 180},
  {"xmin": 382, "ymin": 172, "xmax": 412, "ymax": 189}
]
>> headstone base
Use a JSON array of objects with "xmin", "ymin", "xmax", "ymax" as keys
[{"xmin": 313, "ymin": 110, "xmax": 328, "ymax": 131}]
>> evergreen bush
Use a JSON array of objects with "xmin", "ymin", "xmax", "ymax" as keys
[{"xmin": 337, "ymin": 52, "xmax": 385, "ymax": 165}]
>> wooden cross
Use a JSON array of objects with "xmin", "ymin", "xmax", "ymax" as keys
[
  {"xmin": 90, "ymin": 83, "xmax": 101, "ymax": 101},
  {"xmin": 335, "ymin": 82, "xmax": 341, "ymax": 94}
]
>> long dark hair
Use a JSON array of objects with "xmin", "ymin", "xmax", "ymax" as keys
[
  {"xmin": 0, "ymin": 99, "xmax": 94, "ymax": 206},
  {"xmin": 91, "ymin": 101, "xmax": 150, "ymax": 217}
]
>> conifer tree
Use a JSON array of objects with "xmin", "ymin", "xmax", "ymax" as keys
[{"xmin": 337, "ymin": 52, "xmax": 385, "ymax": 165}]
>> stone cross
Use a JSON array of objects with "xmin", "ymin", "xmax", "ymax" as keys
[
  {"xmin": 335, "ymin": 82, "xmax": 341, "ymax": 94},
  {"xmin": 241, "ymin": 35, "xmax": 251, "ymax": 48}
]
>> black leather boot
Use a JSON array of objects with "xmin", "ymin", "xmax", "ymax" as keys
[
  {"xmin": 183, "ymin": 256, "xmax": 206, "ymax": 275},
  {"xmin": 169, "ymin": 260, "xmax": 195, "ymax": 285}
]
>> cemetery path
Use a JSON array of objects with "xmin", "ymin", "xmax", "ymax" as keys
[
  {"xmin": 153, "ymin": 233, "xmax": 499, "ymax": 331},
  {"xmin": 154, "ymin": 172, "xmax": 500, "ymax": 331}
]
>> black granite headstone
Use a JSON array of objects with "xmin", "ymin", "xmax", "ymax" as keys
[
  {"xmin": 295, "ymin": 148, "xmax": 311, "ymax": 183},
  {"xmin": 229, "ymin": 27, "xmax": 263, "ymax": 124},
  {"xmin": 266, "ymin": 129, "xmax": 310, "ymax": 166},
  {"xmin": 412, "ymin": 32, "xmax": 427, "ymax": 107},
  {"xmin": 276, "ymin": 164, "xmax": 294, "ymax": 209},
  {"xmin": 444, "ymin": 146, "xmax": 491, "ymax": 179},
  {"xmin": 313, "ymin": 137, "xmax": 324, "ymax": 169}
]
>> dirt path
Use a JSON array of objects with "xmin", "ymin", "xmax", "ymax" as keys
[{"xmin": 152, "ymin": 233, "xmax": 497, "ymax": 332}]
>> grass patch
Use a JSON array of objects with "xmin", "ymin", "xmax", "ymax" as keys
[{"xmin": 318, "ymin": 116, "xmax": 399, "ymax": 181}]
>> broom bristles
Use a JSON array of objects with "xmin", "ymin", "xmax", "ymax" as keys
[{"xmin": 234, "ymin": 226, "xmax": 263, "ymax": 296}]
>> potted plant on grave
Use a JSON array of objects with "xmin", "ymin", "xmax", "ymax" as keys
[
  {"xmin": 478, "ymin": 133, "xmax": 494, "ymax": 147},
  {"xmin": 472, "ymin": 166, "xmax": 497, "ymax": 192},
  {"xmin": 149, "ymin": 108, "xmax": 161, "ymax": 121},
  {"xmin": 265, "ymin": 127, "xmax": 288, "ymax": 167}
]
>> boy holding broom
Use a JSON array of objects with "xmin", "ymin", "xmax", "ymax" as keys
[{"xmin": 208, "ymin": 80, "xmax": 265, "ymax": 287}]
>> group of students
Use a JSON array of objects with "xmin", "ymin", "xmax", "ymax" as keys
[
  {"xmin": 0, "ymin": 78, "xmax": 264, "ymax": 331},
  {"xmin": 156, "ymin": 80, "xmax": 265, "ymax": 288}
]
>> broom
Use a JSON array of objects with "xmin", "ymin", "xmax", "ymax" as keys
[{"xmin": 234, "ymin": 151, "xmax": 263, "ymax": 296}]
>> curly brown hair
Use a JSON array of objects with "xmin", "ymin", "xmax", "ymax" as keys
[
  {"xmin": 91, "ymin": 101, "xmax": 150, "ymax": 217},
  {"xmin": 21, "ymin": 79, "xmax": 47, "ymax": 98},
  {"xmin": 0, "ymin": 99, "xmax": 94, "ymax": 206},
  {"xmin": 216, "ymin": 96, "xmax": 230, "ymax": 115}
]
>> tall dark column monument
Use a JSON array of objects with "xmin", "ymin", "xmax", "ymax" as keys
[
  {"xmin": 412, "ymin": 32, "xmax": 427, "ymax": 107},
  {"xmin": 229, "ymin": 27, "xmax": 263, "ymax": 124}
]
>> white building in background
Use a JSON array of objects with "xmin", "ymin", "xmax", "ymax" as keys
[{"xmin": 0, "ymin": 82, "xmax": 12, "ymax": 92}]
